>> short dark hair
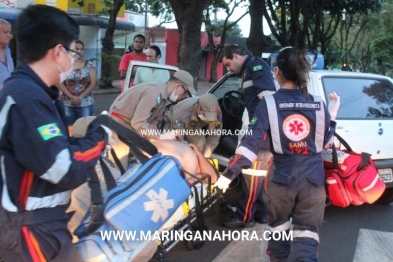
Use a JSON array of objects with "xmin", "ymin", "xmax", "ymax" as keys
[
  {"xmin": 75, "ymin": 40, "xmax": 84, "ymax": 48},
  {"xmin": 16, "ymin": 5, "xmax": 79, "ymax": 63},
  {"xmin": 219, "ymin": 44, "xmax": 250, "ymax": 62},
  {"xmin": 133, "ymin": 34, "xmax": 145, "ymax": 43},
  {"xmin": 149, "ymin": 45, "xmax": 161, "ymax": 57}
]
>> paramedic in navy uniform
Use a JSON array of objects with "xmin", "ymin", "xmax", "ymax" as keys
[
  {"xmin": 215, "ymin": 47, "xmax": 340, "ymax": 261},
  {"xmin": 219, "ymin": 44, "xmax": 276, "ymax": 228},
  {"xmin": 0, "ymin": 5, "xmax": 115, "ymax": 261}
]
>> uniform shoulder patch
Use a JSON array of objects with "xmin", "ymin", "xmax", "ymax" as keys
[
  {"xmin": 37, "ymin": 123, "xmax": 63, "ymax": 141},
  {"xmin": 174, "ymin": 119, "xmax": 183, "ymax": 127},
  {"xmin": 250, "ymin": 117, "xmax": 258, "ymax": 125},
  {"xmin": 253, "ymin": 65, "xmax": 263, "ymax": 72}
]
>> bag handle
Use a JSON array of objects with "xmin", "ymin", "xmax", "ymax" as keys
[
  {"xmin": 332, "ymin": 133, "xmax": 371, "ymax": 171},
  {"xmin": 334, "ymin": 132, "xmax": 353, "ymax": 152},
  {"xmin": 88, "ymin": 115, "xmax": 158, "ymax": 164}
]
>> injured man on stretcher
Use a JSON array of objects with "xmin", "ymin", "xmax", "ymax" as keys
[{"xmin": 67, "ymin": 116, "xmax": 218, "ymax": 243}]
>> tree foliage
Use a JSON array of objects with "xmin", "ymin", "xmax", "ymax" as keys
[
  {"xmin": 263, "ymin": 0, "xmax": 382, "ymax": 51},
  {"xmin": 247, "ymin": 0, "xmax": 270, "ymax": 56},
  {"xmin": 203, "ymin": 0, "xmax": 248, "ymax": 82}
]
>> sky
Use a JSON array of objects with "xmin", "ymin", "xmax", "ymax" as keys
[{"xmin": 148, "ymin": 4, "xmax": 271, "ymax": 37}]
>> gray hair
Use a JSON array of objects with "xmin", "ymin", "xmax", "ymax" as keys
[{"xmin": 0, "ymin": 19, "xmax": 11, "ymax": 28}]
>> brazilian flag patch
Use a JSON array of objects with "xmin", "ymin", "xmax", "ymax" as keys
[
  {"xmin": 37, "ymin": 123, "xmax": 63, "ymax": 141},
  {"xmin": 253, "ymin": 65, "xmax": 263, "ymax": 71},
  {"xmin": 250, "ymin": 117, "xmax": 258, "ymax": 125}
]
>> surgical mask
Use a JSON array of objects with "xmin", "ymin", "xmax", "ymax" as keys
[
  {"xmin": 57, "ymin": 51, "xmax": 74, "ymax": 83},
  {"xmin": 169, "ymin": 88, "xmax": 179, "ymax": 102},
  {"xmin": 198, "ymin": 114, "xmax": 207, "ymax": 121}
]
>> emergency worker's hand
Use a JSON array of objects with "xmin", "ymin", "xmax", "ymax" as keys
[
  {"xmin": 214, "ymin": 175, "xmax": 232, "ymax": 193},
  {"xmin": 328, "ymin": 92, "xmax": 340, "ymax": 118}
]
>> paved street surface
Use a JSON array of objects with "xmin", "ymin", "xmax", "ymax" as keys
[{"xmin": 93, "ymin": 81, "xmax": 393, "ymax": 262}]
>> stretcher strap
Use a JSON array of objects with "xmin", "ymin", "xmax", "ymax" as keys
[{"xmin": 88, "ymin": 114, "xmax": 158, "ymax": 164}]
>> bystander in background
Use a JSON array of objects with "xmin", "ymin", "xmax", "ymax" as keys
[
  {"xmin": 58, "ymin": 40, "xmax": 96, "ymax": 130},
  {"xmin": 0, "ymin": 19, "xmax": 14, "ymax": 90},
  {"xmin": 118, "ymin": 34, "xmax": 147, "ymax": 91},
  {"xmin": 134, "ymin": 45, "xmax": 170, "ymax": 85}
]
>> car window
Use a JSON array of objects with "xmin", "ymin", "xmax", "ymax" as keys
[
  {"xmin": 322, "ymin": 77, "xmax": 393, "ymax": 119},
  {"xmin": 210, "ymin": 75, "xmax": 242, "ymax": 99}
]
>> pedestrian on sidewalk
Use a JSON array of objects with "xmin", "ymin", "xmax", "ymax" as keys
[
  {"xmin": 58, "ymin": 39, "xmax": 96, "ymax": 130},
  {"xmin": 118, "ymin": 34, "xmax": 147, "ymax": 92}
]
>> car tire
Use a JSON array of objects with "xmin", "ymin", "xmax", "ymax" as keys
[{"xmin": 375, "ymin": 188, "xmax": 393, "ymax": 204}]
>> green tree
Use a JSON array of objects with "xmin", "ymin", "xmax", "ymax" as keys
[
  {"xmin": 203, "ymin": 0, "xmax": 248, "ymax": 82},
  {"xmin": 247, "ymin": 0, "xmax": 270, "ymax": 56},
  {"xmin": 262, "ymin": 0, "xmax": 381, "ymax": 51},
  {"xmin": 212, "ymin": 20, "xmax": 243, "ymax": 38}
]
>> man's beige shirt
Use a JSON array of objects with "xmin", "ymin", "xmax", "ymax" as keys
[{"xmin": 109, "ymin": 83, "xmax": 172, "ymax": 135}]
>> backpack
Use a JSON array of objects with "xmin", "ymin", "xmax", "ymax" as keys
[{"xmin": 322, "ymin": 133, "xmax": 385, "ymax": 207}]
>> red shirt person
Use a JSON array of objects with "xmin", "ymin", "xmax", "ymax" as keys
[{"xmin": 118, "ymin": 34, "xmax": 147, "ymax": 92}]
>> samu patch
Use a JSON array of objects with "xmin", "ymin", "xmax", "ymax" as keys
[
  {"xmin": 37, "ymin": 123, "xmax": 63, "ymax": 141},
  {"xmin": 250, "ymin": 117, "xmax": 258, "ymax": 125},
  {"xmin": 253, "ymin": 65, "xmax": 263, "ymax": 72}
]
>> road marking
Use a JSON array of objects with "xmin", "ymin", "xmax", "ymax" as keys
[{"xmin": 353, "ymin": 229, "xmax": 393, "ymax": 262}]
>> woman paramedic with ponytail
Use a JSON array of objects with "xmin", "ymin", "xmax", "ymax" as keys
[{"xmin": 215, "ymin": 47, "xmax": 340, "ymax": 261}]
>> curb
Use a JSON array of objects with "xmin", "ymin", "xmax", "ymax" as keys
[{"xmin": 93, "ymin": 89, "xmax": 121, "ymax": 95}]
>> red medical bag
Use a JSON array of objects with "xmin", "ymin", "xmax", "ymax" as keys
[{"xmin": 322, "ymin": 133, "xmax": 386, "ymax": 208}]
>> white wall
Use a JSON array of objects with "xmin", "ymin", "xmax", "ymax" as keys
[{"xmin": 78, "ymin": 26, "xmax": 102, "ymax": 78}]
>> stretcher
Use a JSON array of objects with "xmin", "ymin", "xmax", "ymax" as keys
[{"xmin": 71, "ymin": 116, "xmax": 226, "ymax": 262}]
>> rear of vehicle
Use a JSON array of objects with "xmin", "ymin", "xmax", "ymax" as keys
[{"xmin": 308, "ymin": 71, "xmax": 393, "ymax": 203}]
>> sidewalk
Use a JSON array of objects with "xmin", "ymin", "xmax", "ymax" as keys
[{"xmin": 92, "ymin": 79, "xmax": 215, "ymax": 96}]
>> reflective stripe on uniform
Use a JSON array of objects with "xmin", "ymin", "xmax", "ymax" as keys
[
  {"xmin": 0, "ymin": 96, "xmax": 15, "ymax": 138},
  {"xmin": 41, "ymin": 149, "xmax": 72, "ymax": 184},
  {"xmin": 1, "ymin": 156, "xmax": 18, "ymax": 212},
  {"xmin": 264, "ymin": 95, "xmax": 283, "ymax": 153},
  {"xmin": 241, "ymin": 169, "xmax": 267, "ymax": 176},
  {"xmin": 243, "ymin": 80, "xmax": 253, "ymax": 88},
  {"xmin": 267, "ymin": 221, "xmax": 291, "ymax": 232},
  {"xmin": 313, "ymin": 96, "xmax": 325, "ymax": 153},
  {"xmin": 236, "ymin": 146, "xmax": 257, "ymax": 163},
  {"xmin": 257, "ymin": 90, "xmax": 276, "ymax": 99},
  {"xmin": 293, "ymin": 229, "xmax": 320, "ymax": 242},
  {"xmin": 25, "ymin": 190, "xmax": 71, "ymax": 211}
]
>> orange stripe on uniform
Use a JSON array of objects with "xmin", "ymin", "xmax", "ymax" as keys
[
  {"xmin": 74, "ymin": 141, "xmax": 105, "ymax": 162},
  {"xmin": 243, "ymin": 176, "xmax": 258, "ymax": 222},
  {"xmin": 21, "ymin": 226, "xmax": 41, "ymax": 262},
  {"xmin": 18, "ymin": 171, "xmax": 34, "ymax": 212},
  {"xmin": 29, "ymin": 231, "xmax": 46, "ymax": 262}
]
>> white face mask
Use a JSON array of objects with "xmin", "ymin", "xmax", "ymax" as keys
[
  {"xmin": 198, "ymin": 114, "xmax": 207, "ymax": 121},
  {"xmin": 169, "ymin": 88, "xmax": 179, "ymax": 102},
  {"xmin": 57, "ymin": 50, "xmax": 74, "ymax": 83}
]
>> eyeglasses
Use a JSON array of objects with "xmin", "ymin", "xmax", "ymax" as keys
[{"xmin": 62, "ymin": 45, "xmax": 80, "ymax": 59}]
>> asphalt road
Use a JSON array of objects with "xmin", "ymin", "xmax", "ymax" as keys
[{"xmin": 93, "ymin": 93, "xmax": 393, "ymax": 262}]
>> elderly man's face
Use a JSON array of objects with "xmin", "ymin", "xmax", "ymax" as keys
[
  {"xmin": 146, "ymin": 48, "xmax": 159, "ymax": 63},
  {"xmin": 0, "ymin": 23, "xmax": 11, "ymax": 47}
]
